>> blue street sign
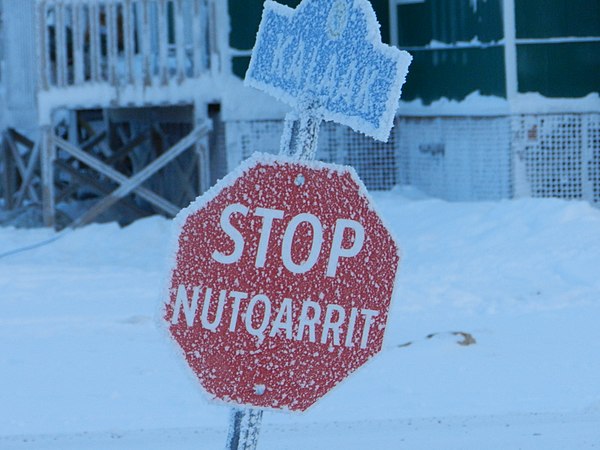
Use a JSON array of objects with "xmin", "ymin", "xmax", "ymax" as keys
[{"xmin": 245, "ymin": 0, "xmax": 412, "ymax": 142}]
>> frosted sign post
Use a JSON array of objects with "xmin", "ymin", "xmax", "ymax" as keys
[{"xmin": 162, "ymin": 1, "xmax": 410, "ymax": 449}]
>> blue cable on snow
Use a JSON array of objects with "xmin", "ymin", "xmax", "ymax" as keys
[{"xmin": 0, "ymin": 228, "xmax": 72, "ymax": 260}]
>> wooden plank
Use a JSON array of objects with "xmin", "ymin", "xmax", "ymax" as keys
[
  {"xmin": 153, "ymin": 124, "xmax": 197, "ymax": 201},
  {"xmin": 72, "ymin": 3, "xmax": 85, "ymax": 84},
  {"xmin": 1, "ymin": 134, "xmax": 17, "ymax": 210},
  {"xmin": 107, "ymin": 1, "xmax": 119, "ymax": 86},
  {"xmin": 65, "ymin": 123, "xmax": 210, "ymax": 227},
  {"xmin": 123, "ymin": 0, "xmax": 135, "ymax": 85},
  {"xmin": 158, "ymin": 0, "xmax": 169, "ymax": 85},
  {"xmin": 14, "ymin": 142, "xmax": 41, "ymax": 208},
  {"xmin": 192, "ymin": 0, "xmax": 205, "ymax": 77},
  {"xmin": 41, "ymin": 127, "xmax": 56, "ymax": 228},
  {"xmin": 108, "ymin": 128, "xmax": 201, "ymax": 198},
  {"xmin": 37, "ymin": 1, "xmax": 50, "ymax": 90},
  {"xmin": 80, "ymin": 130, "xmax": 108, "ymax": 152},
  {"xmin": 8, "ymin": 129, "xmax": 40, "ymax": 208},
  {"xmin": 56, "ymin": 1, "xmax": 67, "ymax": 87},
  {"xmin": 89, "ymin": 2, "xmax": 101, "ymax": 82},
  {"xmin": 10, "ymin": 129, "xmax": 35, "ymax": 149},
  {"xmin": 197, "ymin": 138, "xmax": 211, "ymax": 193},
  {"xmin": 174, "ymin": 0, "xmax": 186, "ymax": 83},
  {"xmin": 52, "ymin": 136, "xmax": 182, "ymax": 218},
  {"xmin": 55, "ymin": 163, "xmax": 101, "ymax": 205},
  {"xmin": 6, "ymin": 131, "xmax": 40, "ymax": 203},
  {"xmin": 105, "ymin": 132, "xmax": 149, "ymax": 165},
  {"xmin": 5, "ymin": 132, "xmax": 29, "ymax": 177},
  {"xmin": 208, "ymin": 0, "xmax": 219, "ymax": 75},
  {"xmin": 180, "ymin": 151, "xmax": 201, "ymax": 199},
  {"xmin": 141, "ymin": 0, "xmax": 153, "ymax": 86},
  {"xmin": 54, "ymin": 160, "xmax": 150, "ymax": 218}
]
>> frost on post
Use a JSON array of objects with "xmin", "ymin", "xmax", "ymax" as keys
[
  {"xmin": 162, "ymin": 154, "xmax": 401, "ymax": 412},
  {"xmin": 245, "ymin": 0, "xmax": 412, "ymax": 142}
]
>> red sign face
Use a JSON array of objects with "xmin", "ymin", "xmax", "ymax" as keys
[{"xmin": 163, "ymin": 154, "xmax": 400, "ymax": 411}]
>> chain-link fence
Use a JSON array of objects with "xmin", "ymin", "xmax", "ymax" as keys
[
  {"xmin": 223, "ymin": 119, "xmax": 398, "ymax": 191},
  {"xmin": 396, "ymin": 116, "xmax": 513, "ymax": 201},
  {"xmin": 513, "ymin": 113, "xmax": 600, "ymax": 205},
  {"xmin": 221, "ymin": 112, "xmax": 599, "ymax": 207}
]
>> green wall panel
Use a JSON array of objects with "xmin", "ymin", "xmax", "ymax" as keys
[
  {"xmin": 370, "ymin": 0, "xmax": 391, "ymax": 45},
  {"xmin": 228, "ymin": 0, "xmax": 302, "ymax": 77},
  {"xmin": 396, "ymin": 0, "xmax": 503, "ymax": 47},
  {"xmin": 517, "ymin": 42, "xmax": 600, "ymax": 97},
  {"xmin": 395, "ymin": 0, "xmax": 505, "ymax": 103},
  {"xmin": 402, "ymin": 47, "xmax": 506, "ymax": 104},
  {"xmin": 396, "ymin": 2, "xmax": 432, "ymax": 47},
  {"xmin": 228, "ymin": 1, "xmax": 264, "ymax": 50},
  {"xmin": 227, "ymin": 0, "xmax": 599, "ymax": 103},
  {"xmin": 232, "ymin": 56, "xmax": 252, "ymax": 79},
  {"xmin": 516, "ymin": 0, "xmax": 600, "ymax": 39}
]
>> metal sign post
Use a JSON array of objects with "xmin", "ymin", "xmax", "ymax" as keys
[
  {"xmin": 226, "ymin": 0, "xmax": 411, "ymax": 446},
  {"xmin": 226, "ymin": 408, "xmax": 264, "ymax": 450},
  {"xmin": 225, "ymin": 101, "xmax": 322, "ymax": 450}
]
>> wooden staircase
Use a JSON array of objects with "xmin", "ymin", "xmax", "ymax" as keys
[{"xmin": 1, "ymin": 0, "xmax": 229, "ymax": 228}]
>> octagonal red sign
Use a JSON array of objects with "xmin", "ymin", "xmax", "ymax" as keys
[{"xmin": 162, "ymin": 153, "xmax": 400, "ymax": 411}]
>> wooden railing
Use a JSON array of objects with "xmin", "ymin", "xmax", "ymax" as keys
[{"xmin": 37, "ymin": 0, "xmax": 215, "ymax": 91}]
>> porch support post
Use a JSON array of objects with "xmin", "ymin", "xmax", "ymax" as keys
[
  {"xmin": 41, "ymin": 125, "xmax": 56, "ymax": 228},
  {"xmin": 1, "ymin": 133, "xmax": 17, "ymax": 210}
]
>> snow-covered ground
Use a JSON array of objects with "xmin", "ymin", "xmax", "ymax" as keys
[{"xmin": 1, "ymin": 190, "xmax": 599, "ymax": 449}]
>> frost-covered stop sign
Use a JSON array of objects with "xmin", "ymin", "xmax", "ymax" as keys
[{"xmin": 162, "ymin": 154, "xmax": 400, "ymax": 411}]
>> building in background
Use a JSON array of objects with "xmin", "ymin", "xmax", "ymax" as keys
[
  {"xmin": 225, "ymin": 0, "xmax": 599, "ymax": 203},
  {"xmin": 1, "ymin": 0, "xmax": 230, "ymax": 228},
  {"xmin": 1, "ymin": 0, "xmax": 599, "ymax": 229}
]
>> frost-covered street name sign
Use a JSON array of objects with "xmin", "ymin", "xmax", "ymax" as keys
[
  {"xmin": 245, "ymin": 0, "xmax": 411, "ymax": 142},
  {"xmin": 162, "ymin": 1, "xmax": 408, "ymax": 448},
  {"xmin": 163, "ymin": 154, "xmax": 400, "ymax": 412}
]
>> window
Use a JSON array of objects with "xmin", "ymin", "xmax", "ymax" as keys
[
  {"xmin": 392, "ymin": 0, "xmax": 505, "ymax": 103},
  {"xmin": 515, "ymin": 0, "xmax": 600, "ymax": 97}
]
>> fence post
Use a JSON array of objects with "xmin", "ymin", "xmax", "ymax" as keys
[
  {"xmin": 37, "ymin": 0, "xmax": 50, "ymax": 91},
  {"xmin": 1, "ymin": 133, "xmax": 17, "ymax": 210}
]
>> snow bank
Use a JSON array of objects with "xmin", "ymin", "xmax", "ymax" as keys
[{"xmin": 1, "ymin": 194, "xmax": 599, "ymax": 447}]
